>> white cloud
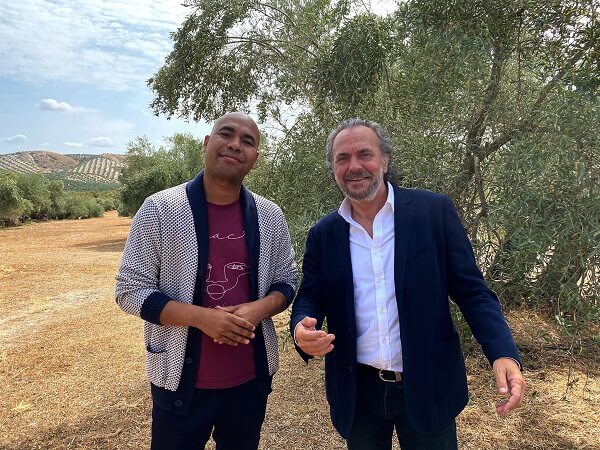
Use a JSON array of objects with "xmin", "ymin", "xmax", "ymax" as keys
[
  {"xmin": 39, "ymin": 99, "xmax": 74, "ymax": 112},
  {"xmin": 88, "ymin": 137, "xmax": 115, "ymax": 148},
  {"xmin": 64, "ymin": 142, "xmax": 83, "ymax": 147},
  {"xmin": 1, "ymin": 134, "xmax": 28, "ymax": 143},
  {"xmin": 38, "ymin": 98, "xmax": 94, "ymax": 113},
  {"xmin": 0, "ymin": 1, "xmax": 190, "ymax": 91}
]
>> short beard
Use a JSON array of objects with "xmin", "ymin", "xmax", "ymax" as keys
[{"xmin": 339, "ymin": 170, "xmax": 384, "ymax": 202}]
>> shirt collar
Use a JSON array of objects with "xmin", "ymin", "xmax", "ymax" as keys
[{"xmin": 338, "ymin": 181, "xmax": 395, "ymax": 224}]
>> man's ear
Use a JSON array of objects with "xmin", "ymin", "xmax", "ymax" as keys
[
  {"xmin": 383, "ymin": 154, "xmax": 389, "ymax": 174},
  {"xmin": 203, "ymin": 135, "xmax": 210, "ymax": 150}
]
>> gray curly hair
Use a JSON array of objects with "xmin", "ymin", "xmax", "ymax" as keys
[{"xmin": 325, "ymin": 118, "xmax": 394, "ymax": 181}]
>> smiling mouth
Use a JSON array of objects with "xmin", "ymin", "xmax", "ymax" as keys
[{"xmin": 219, "ymin": 153, "xmax": 242, "ymax": 163}]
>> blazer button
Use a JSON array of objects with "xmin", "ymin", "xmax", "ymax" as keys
[
  {"xmin": 174, "ymin": 400, "xmax": 183, "ymax": 407},
  {"xmin": 185, "ymin": 357, "xmax": 193, "ymax": 364}
]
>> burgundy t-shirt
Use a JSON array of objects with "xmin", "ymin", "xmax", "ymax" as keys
[{"xmin": 195, "ymin": 199, "xmax": 256, "ymax": 388}]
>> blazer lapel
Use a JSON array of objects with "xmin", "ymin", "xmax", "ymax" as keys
[
  {"xmin": 331, "ymin": 214, "xmax": 357, "ymax": 339},
  {"xmin": 186, "ymin": 171, "xmax": 209, "ymax": 305},
  {"xmin": 240, "ymin": 185, "xmax": 259, "ymax": 300},
  {"xmin": 393, "ymin": 185, "xmax": 414, "ymax": 311}
]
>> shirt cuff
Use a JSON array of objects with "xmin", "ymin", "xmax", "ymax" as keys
[
  {"xmin": 292, "ymin": 321, "xmax": 303, "ymax": 346},
  {"xmin": 140, "ymin": 291, "xmax": 171, "ymax": 325},
  {"xmin": 497, "ymin": 357, "xmax": 523, "ymax": 371},
  {"xmin": 267, "ymin": 282, "xmax": 295, "ymax": 305}
]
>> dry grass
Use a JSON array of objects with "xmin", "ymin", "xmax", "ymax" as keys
[{"xmin": 0, "ymin": 212, "xmax": 598, "ymax": 449}]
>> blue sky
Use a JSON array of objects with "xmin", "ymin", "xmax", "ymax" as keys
[
  {"xmin": 0, "ymin": 0, "xmax": 209, "ymax": 155},
  {"xmin": 0, "ymin": 0, "xmax": 397, "ymax": 156}
]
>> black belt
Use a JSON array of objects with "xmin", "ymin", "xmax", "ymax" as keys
[{"xmin": 358, "ymin": 364, "xmax": 403, "ymax": 383}]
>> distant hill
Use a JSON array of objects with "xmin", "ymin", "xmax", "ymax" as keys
[{"xmin": 0, "ymin": 151, "xmax": 126, "ymax": 185}]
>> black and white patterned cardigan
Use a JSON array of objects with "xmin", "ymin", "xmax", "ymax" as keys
[{"xmin": 116, "ymin": 172, "xmax": 297, "ymax": 393}]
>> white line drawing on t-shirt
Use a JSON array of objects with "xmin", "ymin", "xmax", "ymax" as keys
[
  {"xmin": 209, "ymin": 230, "xmax": 245, "ymax": 240},
  {"xmin": 205, "ymin": 261, "xmax": 250, "ymax": 300}
]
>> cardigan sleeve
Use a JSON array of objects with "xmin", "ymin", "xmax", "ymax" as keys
[
  {"xmin": 265, "ymin": 206, "xmax": 298, "ymax": 304},
  {"xmin": 115, "ymin": 197, "xmax": 171, "ymax": 325}
]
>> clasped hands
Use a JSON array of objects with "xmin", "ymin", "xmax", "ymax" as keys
[{"xmin": 200, "ymin": 302, "xmax": 266, "ymax": 346}]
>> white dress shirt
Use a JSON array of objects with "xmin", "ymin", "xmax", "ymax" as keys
[{"xmin": 338, "ymin": 182, "xmax": 403, "ymax": 372}]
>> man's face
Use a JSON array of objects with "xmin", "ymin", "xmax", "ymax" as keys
[
  {"xmin": 203, "ymin": 113, "xmax": 260, "ymax": 184},
  {"xmin": 331, "ymin": 125, "xmax": 388, "ymax": 202}
]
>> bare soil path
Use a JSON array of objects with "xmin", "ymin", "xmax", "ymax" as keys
[{"xmin": 0, "ymin": 212, "xmax": 598, "ymax": 449}]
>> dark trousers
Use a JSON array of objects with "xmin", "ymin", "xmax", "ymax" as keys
[
  {"xmin": 347, "ymin": 365, "xmax": 458, "ymax": 450},
  {"xmin": 151, "ymin": 379, "xmax": 267, "ymax": 450}
]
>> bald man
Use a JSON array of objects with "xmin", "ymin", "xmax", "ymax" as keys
[{"xmin": 116, "ymin": 113, "xmax": 297, "ymax": 450}]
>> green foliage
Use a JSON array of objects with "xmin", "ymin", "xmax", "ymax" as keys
[
  {"xmin": 44, "ymin": 173, "xmax": 121, "ymax": 192},
  {"xmin": 148, "ymin": 0, "xmax": 352, "ymax": 122},
  {"xmin": 245, "ymin": 114, "xmax": 342, "ymax": 256},
  {"xmin": 64, "ymin": 195, "xmax": 91, "ymax": 219},
  {"xmin": 314, "ymin": 14, "xmax": 392, "ymax": 111},
  {"xmin": 15, "ymin": 174, "xmax": 53, "ymax": 219},
  {"xmin": 47, "ymin": 179, "xmax": 67, "ymax": 219},
  {"xmin": 0, "ymin": 171, "xmax": 32, "ymax": 226},
  {"xmin": 146, "ymin": 0, "xmax": 600, "ymax": 336},
  {"xmin": 118, "ymin": 133, "xmax": 204, "ymax": 216},
  {"xmin": 0, "ymin": 170, "xmax": 111, "ymax": 226},
  {"xmin": 92, "ymin": 190, "xmax": 121, "ymax": 212}
]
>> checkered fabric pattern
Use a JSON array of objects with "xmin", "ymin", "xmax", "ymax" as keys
[{"xmin": 115, "ymin": 182, "xmax": 297, "ymax": 391}]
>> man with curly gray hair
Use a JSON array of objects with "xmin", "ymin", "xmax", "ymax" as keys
[{"xmin": 292, "ymin": 117, "xmax": 525, "ymax": 450}]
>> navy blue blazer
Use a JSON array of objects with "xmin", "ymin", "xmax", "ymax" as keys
[{"xmin": 290, "ymin": 183, "xmax": 521, "ymax": 437}]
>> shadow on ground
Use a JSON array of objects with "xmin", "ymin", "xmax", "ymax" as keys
[{"xmin": 73, "ymin": 238, "xmax": 127, "ymax": 253}]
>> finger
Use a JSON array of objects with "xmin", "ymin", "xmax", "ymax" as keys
[
  {"xmin": 299, "ymin": 334, "xmax": 335, "ymax": 355},
  {"xmin": 496, "ymin": 394, "xmax": 518, "ymax": 414},
  {"xmin": 495, "ymin": 369, "xmax": 509, "ymax": 396},
  {"xmin": 297, "ymin": 331, "xmax": 331, "ymax": 347},
  {"xmin": 297, "ymin": 327, "xmax": 328, "ymax": 341},
  {"xmin": 230, "ymin": 314, "xmax": 256, "ymax": 332},
  {"xmin": 312, "ymin": 343, "xmax": 335, "ymax": 356},
  {"xmin": 214, "ymin": 336, "xmax": 239, "ymax": 346},
  {"xmin": 222, "ymin": 330, "xmax": 251, "ymax": 345},
  {"xmin": 231, "ymin": 323, "xmax": 255, "ymax": 340},
  {"xmin": 496, "ymin": 379, "xmax": 525, "ymax": 414},
  {"xmin": 300, "ymin": 316, "xmax": 318, "ymax": 329},
  {"xmin": 229, "ymin": 323, "xmax": 258, "ymax": 341},
  {"xmin": 217, "ymin": 305, "xmax": 236, "ymax": 312}
]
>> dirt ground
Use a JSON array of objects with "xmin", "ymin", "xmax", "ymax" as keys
[{"xmin": 0, "ymin": 211, "xmax": 598, "ymax": 449}]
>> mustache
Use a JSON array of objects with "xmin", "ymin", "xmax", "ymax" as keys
[{"xmin": 344, "ymin": 171, "xmax": 371, "ymax": 181}]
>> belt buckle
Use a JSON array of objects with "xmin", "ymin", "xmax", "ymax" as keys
[{"xmin": 378, "ymin": 369, "xmax": 402, "ymax": 383}]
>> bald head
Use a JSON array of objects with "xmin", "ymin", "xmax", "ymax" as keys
[
  {"xmin": 202, "ymin": 112, "xmax": 261, "ymax": 192},
  {"xmin": 210, "ymin": 112, "xmax": 260, "ymax": 146}
]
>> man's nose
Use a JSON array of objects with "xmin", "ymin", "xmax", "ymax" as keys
[
  {"xmin": 227, "ymin": 136, "xmax": 242, "ymax": 151},
  {"xmin": 348, "ymin": 155, "xmax": 362, "ymax": 171}
]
